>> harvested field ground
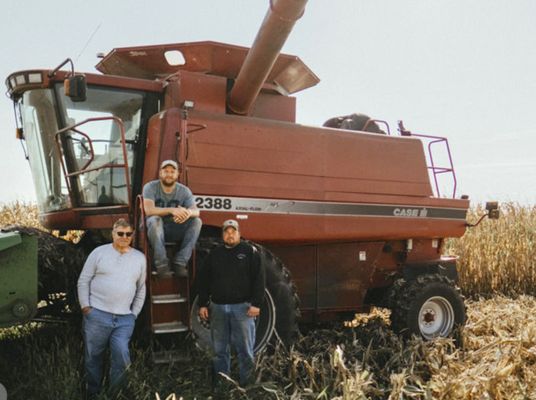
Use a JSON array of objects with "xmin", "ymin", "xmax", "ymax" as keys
[{"xmin": 1, "ymin": 296, "xmax": 535, "ymax": 399}]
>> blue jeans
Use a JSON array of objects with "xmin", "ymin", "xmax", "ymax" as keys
[
  {"xmin": 146, "ymin": 216, "xmax": 202, "ymax": 268},
  {"xmin": 210, "ymin": 302, "xmax": 256, "ymax": 386},
  {"xmin": 82, "ymin": 308, "xmax": 136, "ymax": 395}
]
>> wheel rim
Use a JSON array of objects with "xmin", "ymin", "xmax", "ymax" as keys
[
  {"xmin": 190, "ymin": 288, "xmax": 276, "ymax": 354},
  {"xmin": 418, "ymin": 296, "xmax": 455, "ymax": 339}
]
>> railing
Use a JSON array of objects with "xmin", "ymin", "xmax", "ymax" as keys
[
  {"xmin": 54, "ymin": 116, "xmax": 132, "ymax": 210},
  {"xmin": 398, "ymin": 121, "xmax": 457, "ymax": 198},
  {"xmin": 134, "ymin": 194, "xmax": 148, "ymax": 253},
  {"xmin": 335, "ymin": 117, "xmax": 458, "ymax": 198}
]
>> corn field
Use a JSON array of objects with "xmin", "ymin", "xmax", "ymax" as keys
[
  {"xmin": 446, "ymin": 203, "xmax": 536, "ymax": 296},
  {"xmin": 1, "ymin": 202, "xmax": 536, "ymax": 399}
]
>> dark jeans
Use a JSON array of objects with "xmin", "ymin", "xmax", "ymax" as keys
[
  {"xmin": 210, "ymin": 302, "xmax": 255, "ymax": 386},
  {"xmin": 82, "ymin": 308, "xmax": 136, "ymax": 395},
  {"xmin": 146, "ymin": 216, "xmax": 202, "ymax": 268}
]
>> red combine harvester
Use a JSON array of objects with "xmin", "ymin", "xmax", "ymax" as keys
[{"xmin": 4, "ymin": 0, "xmax": 497, "ymax": 359}]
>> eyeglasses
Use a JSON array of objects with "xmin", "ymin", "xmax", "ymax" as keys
[{"xmin": 115, "ymin": 231, "xmax": 133, "ymax": 237}]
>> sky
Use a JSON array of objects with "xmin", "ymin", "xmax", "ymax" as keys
[{"xmin": 1, "ymin": 0, "xmax": 535, "ymax": 205}]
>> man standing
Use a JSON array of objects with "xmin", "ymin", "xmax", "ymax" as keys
[
  {"xmin": 198, "ymin": 220, "xmax": 265, "ymax": 388},
  {"xmin": 143, "ymin": 160, "xmax": 202, "ymax": 277},
  {"xmin": 77, "ymin": 218, "xmax": 146, "ymax": 397}
]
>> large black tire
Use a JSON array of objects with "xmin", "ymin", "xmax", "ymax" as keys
[
  {"xmin": 388, "ymin": 273, "xmax": 466, "ymax": 341},
  {"xmin": 323, "ymin": 113, "xmax": 386, "ymax": 134},
  {"xmin": 190, "ymin": 237, "xmax": 299, "ymax": 353},
  {"xmin": 258, "ymin": 242, "xmax": 300, "ymax": 346}
]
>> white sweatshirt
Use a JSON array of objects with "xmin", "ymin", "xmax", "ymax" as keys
[{"xmin": 77, "ymin": 243, "xmax": 146, "ymax": 316}]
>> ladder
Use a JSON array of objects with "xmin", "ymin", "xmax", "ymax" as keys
[
  {"xmin": 134, "ymin": 196, "xmax": 192, "ymax": 364},
  {"xmin": 398, "ymin": 121, "xmax": 458, "ymax": 198}
]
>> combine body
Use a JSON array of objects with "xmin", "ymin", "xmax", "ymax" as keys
[{"xmin": 4, "ymin": 0, "xmax": 474, "ymax": 345}]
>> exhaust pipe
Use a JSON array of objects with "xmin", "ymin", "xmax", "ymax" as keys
[{"xmin": 227, "ymin": 0, "xmax": 308, "ymax": 115}]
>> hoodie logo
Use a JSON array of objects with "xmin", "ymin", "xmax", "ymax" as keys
[{"xmin": 237, "ymin": 253, "xmax": 246, "ymax": 260}]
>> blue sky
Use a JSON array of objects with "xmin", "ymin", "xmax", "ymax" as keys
[{"xmin": 1, "ymin": 0, "xmax": 535, "ymax": 205}]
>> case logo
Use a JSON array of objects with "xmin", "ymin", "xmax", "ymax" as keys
[{"xmin": 393, "ymin": 208, "xmax": 428, "ymax": 217}]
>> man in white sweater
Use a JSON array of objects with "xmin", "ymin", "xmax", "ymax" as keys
[{"xmin": 77, "ymin": 218, "xmax": 146, "ymax": 397}]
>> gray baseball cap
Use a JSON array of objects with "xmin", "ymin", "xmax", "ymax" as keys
[
  {"xmin": 222, "ymin": 219, "xmax": 239, "ymax": 231},
  {"xmin": 160, "ymin": 159, "xmax": 178, "ymax": 170}
]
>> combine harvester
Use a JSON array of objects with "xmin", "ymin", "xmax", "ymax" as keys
[{"xmin": 2, "ymin": 0, "xmax": 497, "ymax": 359}]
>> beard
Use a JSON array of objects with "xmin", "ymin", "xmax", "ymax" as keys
[
  {"xmin": 161, "ymin": 177, "xmax": 176, "ymax": 187},
  {"xmin": 224, "ymin": 237, "xmax": 239, "ymax": 248}
]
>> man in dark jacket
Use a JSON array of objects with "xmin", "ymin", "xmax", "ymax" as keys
[{"xmin": 198, "ymin": 219, "xmax": 265, "ymax": 388}]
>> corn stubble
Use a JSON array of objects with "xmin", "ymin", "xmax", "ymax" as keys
[{"xmin": 1, "ymin": 202, "xmax": 535, "ymax": 399}]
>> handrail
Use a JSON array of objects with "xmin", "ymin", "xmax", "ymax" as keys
[
  {"xmin": 54, "ymin": 116, "xmax": 132, "ymax": 211},
  {"xmin": 363, "ymin": 119, "xmax": 391, "ymax": 135},
  {"xmin": 398, "ymin": 121, "xmax": 457, "ymax": 198},
  {"xmin": 134, "ymin": 194, "xmax": 147, "ymax": 252}
]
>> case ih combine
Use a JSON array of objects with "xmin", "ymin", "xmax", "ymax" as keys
[{"xmin": 2, "ymin": 0, "xmax": 497, "ymax": 358}]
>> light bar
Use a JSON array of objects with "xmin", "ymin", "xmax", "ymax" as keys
[{"xmin": 5, "ymin": 71, "xmax": 45, "ymax": 98}]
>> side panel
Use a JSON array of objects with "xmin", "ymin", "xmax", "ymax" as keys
[
  {"xmin": 266, "ymin": 244, "xmax": 316, "ymax": 310},
  {"xmin": 268, "ymin": 241, "xmax": 385, "ymax": 314},
  {"xmin": 142, "ymin": 109, "xmax": 182, "ymax": 185},
  {"xmin": 169, "ymin": 71, "xmax": 227, "ymax": 114},
  {"xmin": 185, "ymin": 111, "xmax": 433, "ymax": 200},
  {"xmin": 251, "ymin": 92, "xmax": 296, "ymax": 122},
  {"xmin": 317, "ymin": 242, "xmax": 384, "ymax": 309}
]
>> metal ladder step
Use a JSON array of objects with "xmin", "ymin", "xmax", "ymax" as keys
[
  {"xmin": 152, "ymin": 350, "xmax": 189, "ymax": 364},
  {"xmin": 152, "ymin": 321, "xmax": 188, "ymax": 334},
  {"xmin": 152, "ymin": 294, "xmax": 187, "ymax": 304}
]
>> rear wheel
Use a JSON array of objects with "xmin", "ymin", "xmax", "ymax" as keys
[
  {"xmin": 388, "ymin": 273, "xmax": 466, "ymax": 341},
  {"xmin": 190, "ymin": 237, "xmax": 299, "ymax": 353}
]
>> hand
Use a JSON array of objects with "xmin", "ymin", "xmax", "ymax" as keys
[
  {"xmin": 82, "ymin": 306, "xmax": 92, "ymax": 315},
  {"xmin": 172, "ymin": 207, "xmax": 191, "ymax": 224},
  {"xmin": 199, "ymin": 306, "xmax": 209, "ymax": 320},
  {"xmin": 247, "ymin": 306, "xmax": 260, "ymax": 318}
]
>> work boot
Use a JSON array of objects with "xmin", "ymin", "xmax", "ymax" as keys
[
  {"xmin": 172, "ymin": 262, "xmax": 188, "ymax": 277},
  {"xmin": 155, "ymin": 264, "xmax": 173, "ymax": 277}
]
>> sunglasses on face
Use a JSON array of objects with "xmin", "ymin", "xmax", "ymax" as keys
[{"xmin": 115, "ymin": 231, "xmax": 133, "ymax": 237}]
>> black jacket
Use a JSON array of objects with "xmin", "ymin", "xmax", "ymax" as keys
[{"xmin": 198, "ymin": 241, "xmax": 265, "ymax": 308}]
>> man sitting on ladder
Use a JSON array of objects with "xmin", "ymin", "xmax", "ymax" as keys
[{"xmin": 143, "ymin": 160, "xmax": 202, "ymax": 277}]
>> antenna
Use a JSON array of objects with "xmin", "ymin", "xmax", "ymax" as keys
[{"xmin": 75, "ymin": 23, "xmax": 102, "ymax": 62}]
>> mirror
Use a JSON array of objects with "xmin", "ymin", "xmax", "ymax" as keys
[
  {"xmin": 485, "ymin": 201, "xmax": 500, "ymax": 219},
  {"xmin": 485, "ymin": 201, "xmax": 498, "ymax": 211},
  {"xmin": 64, "ymin": 75, "xmax": 87, "ymax": 102}
]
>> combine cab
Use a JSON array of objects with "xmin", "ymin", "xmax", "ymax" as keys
[{"xmin": 4, "ymin": 0, "xmax": 497, "ymax": 352}]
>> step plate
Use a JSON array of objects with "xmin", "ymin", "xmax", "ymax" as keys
[
  {"xmin": 152, "ymin": 294, "xmax": 187, "ymax": 304},
  {"xmin": 152, "ymin": 321, "xmax": 188, "ymax": 334}
]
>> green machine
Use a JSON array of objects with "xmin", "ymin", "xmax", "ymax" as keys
[{"xmin": 0, "ymin": 231, "xmax": 38, "ymax": 327}]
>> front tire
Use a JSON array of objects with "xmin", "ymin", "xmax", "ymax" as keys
[{"xmin": 389, "ymin": 273, "xmax": 466, "ymax": 341}]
